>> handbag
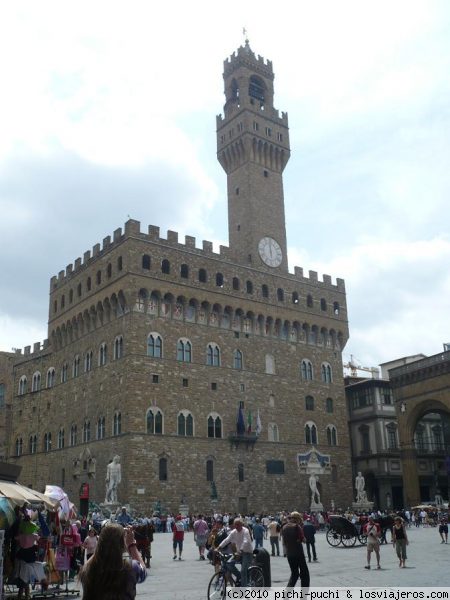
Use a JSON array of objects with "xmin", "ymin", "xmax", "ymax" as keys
[
  {"xmin": 55, "ymin": 546, "xmax": 71, "ymax": 571},
  {"xmin": 61, "ymin": 534, "xmax": 74, "ymax": 547}
]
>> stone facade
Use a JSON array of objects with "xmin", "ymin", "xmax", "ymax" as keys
[{"xmin": 1, "ymin": 42, "xmax": 353, "ymax": 515}]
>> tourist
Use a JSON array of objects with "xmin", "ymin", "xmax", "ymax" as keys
[
  {"xmin": 82, "ymin": 528, "xmax": 98, "ymax": 563},
  {"xmin": 364, "ymin": 516, "xmax": 381, "ymax": 570},
  {"xmin": 79, "ymin": 524, "xmax": 146, "ymax": 599},
  {"xmin": 281, "ymin": 511, "xmax": 310, "ymax": 590},
  {"xmin": 253, "ymin": 518, "xmax": 265, "ymax": 549},
  {"xmin": 116, "ymin": 507, "xmax": 133, "ymax": 527},
  {"xmin": 438, "ymin": 517, "xmax": 448, "ymax": 544},
  {"xmin": 193, "ymin": 514, "xmax": 209, "ymax": 560},
  {"xmin": 267, "ymin": 517, "xmax": 281, "ymax": 557},
  {"xmin": 392, "ymin": 516, "xmax": 408, "ymax": 567},
  {"xmin": 303, "ymin": 518, "xmax": 317, "ymax": 562},
  {"xmin": 172, "ymin": 515, "xmax": 185, "ymax": 560}
]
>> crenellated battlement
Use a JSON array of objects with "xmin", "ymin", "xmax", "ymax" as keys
[
  {"xmin": 223, "ymin": 42, "xmax": 274, "ymax": 79},
  {"xmin": 13, "ymin": 339, "xmax": 50, "ymax": 361},
  {"xmin": 49, "ymin": 220, "xmax": 345, "ymax": 292},
  {"xmin": 216, "ymin": 108, "xmax": 288, "ymax": 127}
]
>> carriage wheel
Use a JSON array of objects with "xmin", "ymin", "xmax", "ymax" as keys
[
  {"xmin": 341, "ymin": 533, "xmax": 357, "ymax": 547},
  {"xmin": 358, "ymin": 533, "xmax": 367, "ymax": 546},
  {"xmin": 326, "ymin": 529, "xmax": 342, "ymax": 547}
]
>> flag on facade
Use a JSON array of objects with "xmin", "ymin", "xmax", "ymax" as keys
[
  {"xmin": 256, "ymin": 410, "xmax": 262, "ymax": 436},
  {"xmin": 247, "ymin": 410, "xmax": 252, "ymax": 433},
  {"xmin": 236, "ymin": 405, "xmax": 245, "ymax": 435}
]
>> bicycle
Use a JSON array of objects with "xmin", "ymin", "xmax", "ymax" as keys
[{"xmin": 207, "ymin": 551, "xmax": 264, "ymax": 599}]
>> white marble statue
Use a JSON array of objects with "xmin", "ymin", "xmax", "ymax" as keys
[
  {"xmin": 355, "ymin": 471, "xmax": 366, "ymax": 503},
  {"xmin": 309, "ymin": 473, "xmax": 321, "ymax": 505},
  {"xmin": 105, "ymin": 455, "xmax": 121, "ymax": 503}
]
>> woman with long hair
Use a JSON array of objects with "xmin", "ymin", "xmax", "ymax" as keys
[{"xmin": 80, "ymin": 523, "xmax": 146, "ymax": 600}]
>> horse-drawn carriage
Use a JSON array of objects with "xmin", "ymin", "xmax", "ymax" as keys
[{"xmin": 326, "ymin": 515, "xmax": 394, "ymax": 547}]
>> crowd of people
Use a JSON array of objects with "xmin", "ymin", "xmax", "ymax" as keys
[{"xmin": 2, "ymin": 502, "xmax": 449, "ymax": 597}]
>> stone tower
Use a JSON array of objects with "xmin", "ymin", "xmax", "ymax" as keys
[{"xmin": 217, "ymin": 40, "xmax": 290, "ymax": 272}]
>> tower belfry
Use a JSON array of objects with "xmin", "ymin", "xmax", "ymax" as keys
[{"xmin": 217, "ymin": 42, "xmax": 290, "ymax": 271}]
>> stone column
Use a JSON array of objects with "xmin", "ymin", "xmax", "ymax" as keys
[{"xmin": 400, "ymin": 444, "xmax": 420, "ymax": 507}]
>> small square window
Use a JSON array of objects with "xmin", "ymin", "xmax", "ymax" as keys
[
  {"xmin": 152, "ymin": 374, "xmax": 159, "ymax": 384},
  {"xmin": 239, "ymin": 400, "xmax": 245, "ymax": 409},
  {"xmin": 263, "ymin": 170, "xmax": 268, "ymax": 178},
  {"xmin": 211, "ymin": 382, "xmax": 217, "ymax": 391},
  {"xmin": 234, "ymin": 332, "xmax": 240, "ymax": 339},
  {"xmin": 245, "ymin": 333, "xmax": 249, "ymax": 338},
  {"xmin": 240, "ymin": 384, "xmax": 245, "ymax": 392},
  {"xmin": 182, "ymin": 378, "xmax": 188, "ymax": 387}
]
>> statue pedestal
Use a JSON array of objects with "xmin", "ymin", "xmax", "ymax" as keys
[
  {"xmin": 352, "ymin": 501, "xmax": 374, "ymax": 513},
  {"xmin": 310, "ymin": 501, "xmax": 324, "ymax": 512},
  {"xmin": 179, "ymin": 504, "xmax": 189, "ymax": 517},
  {"xmin": 100, "ymin": 502, "xmax": 120, "ymax": 518}
]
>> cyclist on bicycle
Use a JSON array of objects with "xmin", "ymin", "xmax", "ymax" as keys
[{"xmin": 217, "ymin": 518, "xmax": 253, "ymax": 587}]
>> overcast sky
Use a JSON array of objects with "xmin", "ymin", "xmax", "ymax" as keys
[{"xmin": 1, "ymin": 1, "xmax": 449, "ymax": 370}]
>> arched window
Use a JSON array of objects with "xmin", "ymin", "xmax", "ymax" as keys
[
  {"xmin": 96, "ymin": 270, "xmax": 101, "ymax": 285},
  {"xmin": 87, "ymin": 276, "xmax": 91, "ymax": 291},
  {"xmin": 262, "ymin": 284, "xmax": 269, "ymax": 298},
  {"xmin": 70, "ymin": 425, "xmax": 77, "ymax": 446},
  {"xmin": 432, "ymin": 425, "xmax": 444, "ymax": 450},
  {"xmin": 238, "ymin": 463, "xmax": 244, "ymax": 482},
  {"xmin": 73, "ymin": 355, "xmax": 80, "ymax": 378},
  {"xmin": 180, "ymin": 264, "xmax": 189, "ymax": 278},
  {"xmin": 206, "ymin": 459, "xmax": 214, "ymax": 481},
  {"xmin": 61, "ymin": 363, "xmax": 68, "ymax": 383},
  {"xmin": 46, "ymin": 368, "xmax": 55, "ymax": 388},
  {"xmin": 159, "ymin": 457, "xmax": 168, "ymax": 481},
  {"xmin": 117, "ymin": 256, "xmax": 123, "ymax": 271},
  {"xmin": 29, "ymin": 435, "xmax": 37, "ymax": 454},
  {"xmin": 277, "ymin": 288, "xmax": 284, "ymax": 302},
  {"xmin": 31, "ymin": 372, "xmax": 41, "ymax": 392},
  {"xmin": 301, "ymin": 359, "xmax": 313, "ymax": 380},
  {"xmin": 113, "ymin": 411, "xmax": 121, "ymax": 436},
  {"xmin": 199, "ymin": 268, "xmax": 207, "ymax": 283},
  {"xmin": 98, "ymin": 343, "xmax": 107, "ymax": 366},
  {"xmin": 84, "ymin": 351, "xmax": 93, "ymax": 372},
  {"xmin": 142, "ymin": 254, "xmax": 151, "ymax": 269},
  {"xmin": 61, "ymin": 294, "xmax": 65, "ymax": 309},
  {"xmin": 83, "ymin": 420, "xmax": 91, "ymax": 443},
  {"xmin": 305, "ymin": 422, "xmax": 317, "ymax": 445},
  {"xmin": 207, "ymin": 414, "xmax": 222, "ymax": 438},
  {"xmin": 232, "ymin": 277, "xmax": 240, "ymax": 291},
  {"xmin": 307, "ymin": 294, "xmax": 313, "ymax": 308},
  {"xmin": 147, "ymin": 333, "xmax": 163, "ymax": 358},
  {"xmin": 77, "ymin": 283, "xmax": 82, "ymax": 297},
  {"xmin": 234, "ymin": 350, "xmax": 243, "ymax": 370},
  {"xmin": 321, "ymin": 363, "xmax": 332, "ymax": 383},
  {"xmin": 107, "ymin": 263, "xmax": 112, "ymax": 278},
  {"xmin": 265, "ymin": 354, "xmax": 275, "ymax": 374},
  {"xmin": 326, "ymin": 398, "xmax": 334, "ymax": 413},
  {"xmin": 69, "ymin": 289, "xmax": 73, "ymax": 303},
  {"xmin": 177, "ymin": 339, "xmax": 192, "ymax": 362},
  {"xmin": 15, "ymin": 437, "xmax": 23, "ymax": 456},
  {"xmin": 292, "ymin": 291, "xmax": 299, "ymax": 304},
  {"xmin": 147, "ymin": 408, "xmax": 163, "ymax": 434},
  {"xmin": 206, "ymin": 343, "xmax": 220, "ymax": 366},
  {"xmin": 177, "ymin": 411, "xmax": 194, "ymax": 436},
  {"xmin": 114, "ymin": 335, "xmax": 123, "ymax": 359},
  {"xmin": 246, "ymin": 280, "xmax": 253, "ymax": 294},
  {"xmin": 18, "ymin": 376, "xmax": 27, "ymax": 396},
  {"xmin": 326, "ymin": 425, "xmax": 338, "ymax": 446},
  {"xmin": 161, "ymin": 259, "xmax": 170, "ymax": 274},
  {"xmin": 305, "ymin": 395, "xmax": 315, "ymax": 411},
  {"xmin": 320, "ymin": 298, "xmax": 327, "ymax": 311},
  {"xmin": 249, "ymin": 75, "xmax": 265, "ymax": 103},
  {"xmin": 44, "ymin": 432, "xmax": 52, "ymax": 452},
  {"xmin": 97, "ymin": 417, "xmax": 106, "ymax": 439},
  {"xmin": 58, "ymin": 428, "xmax": 65, "ymax": 449},
  {"xmin": 216, "ymin": 273, "xmax": 224, "ymax": 287},
  {"xmin": 268, "ymin": 423, "xmax": 279, "ymax": 442},
  {"xmin": 333, "ymin": 302, "xmax": 340, "ymax": 315}
]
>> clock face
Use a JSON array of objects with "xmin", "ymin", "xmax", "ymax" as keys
[{"xmin": 258, "ymin": 237, "xmax": 283, "ymax": 267}]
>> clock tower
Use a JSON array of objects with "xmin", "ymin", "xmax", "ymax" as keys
[{"xmin": 217, "ymin": 41, "xmax": 290, "ymax": 272}]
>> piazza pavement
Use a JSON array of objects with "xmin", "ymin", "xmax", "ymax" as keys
[{"xmin": 110, "ymin": 525, "xmax": 449, "ymax": 599}]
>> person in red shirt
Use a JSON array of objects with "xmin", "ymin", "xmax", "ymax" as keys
[{"xmin": 172, "ymin": 515, "xmax": 185, "ymax": 560}]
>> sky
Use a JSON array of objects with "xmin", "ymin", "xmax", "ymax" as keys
[{"xmin": 0, "ymin": 0, "xmax": 449, "ymax": 370}]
